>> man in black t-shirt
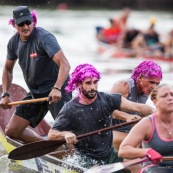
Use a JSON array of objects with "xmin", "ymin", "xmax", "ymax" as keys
[
  {"xmin": 0, "ymin": 6, "xmax": 71, "ymax": 143},
  {"xmin": 48, "ymin": 63, "xmax": 154, "ymax": 170}
]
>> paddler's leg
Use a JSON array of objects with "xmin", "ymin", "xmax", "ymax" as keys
[
  {"xmin": 113, "ymin": 131, "xmax": 141, "ymax": 173},
  {"xmin": 5, "ymin": 114, "xmax": 45, "ymax": 143},
  {"xmin": 113, "ymin": 131, "xmax": 128, "ymax": 150},
  {"xmin": 5, "ymin": 93, "xmax": 49, "ymax": 143}
]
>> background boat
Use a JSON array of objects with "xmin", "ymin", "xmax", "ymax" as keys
[
  {"xmin": 94, "ymin": 40, "xmax": 173, "ymax": 75},
  {"xmin": 97, "ymin": 41, "xmax": 173, "ymax": 63}
]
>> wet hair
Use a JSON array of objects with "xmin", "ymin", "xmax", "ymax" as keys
[
  {"xmin": 9, "ymin": 10, "xmax": 37, "ymax": 27},
  {"xmin": 150, "ymin": 84, "xmax": 169, "ymax": 101},
  {"xmin": 131, "ymin": 60, "xmax": 162, "ymax": 81},
  {"xmin": 65, "ymin": 63, "xmax": 101, "ymax": 93}
]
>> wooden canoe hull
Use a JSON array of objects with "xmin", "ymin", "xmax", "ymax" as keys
[
  {"xmin": 0, "ymin": 83, "xmax": 141, "ymax": 173},
  {"xmin": 0, "ymin": 128, "xmax": 85, "ymax": 173},
  {"xmin": 0, "ymin": 83, "xmax": 86, "ymax": 173}
]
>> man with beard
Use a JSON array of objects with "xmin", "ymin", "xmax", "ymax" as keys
[{"xmin": 48, "ymin": 63, "xmax": 154, "ymax": 171}]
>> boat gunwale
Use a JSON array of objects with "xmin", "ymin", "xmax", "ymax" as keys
[{"xmin": 5, "ymin": 130, "xmax": 86, "ymax": 173}]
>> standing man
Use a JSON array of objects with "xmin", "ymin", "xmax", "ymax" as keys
[
  {"xmin": 110, "ymin": 60, "xmax": 162, "ymax": 150},
  {"xmin": 48, "ymin": 63, "xmax": 154, "ymax": 170},
  {"xmin": 0, "ymin": 6, "xmax": 71, "ymax": 143}
]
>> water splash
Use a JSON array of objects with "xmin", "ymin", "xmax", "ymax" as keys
[
  {"xmin": 0, "ymin": 154, "xmax": 39, "ymax": 173},
  {"xmin": 0, "ymin": 155, "xmax": 10, "ymax": 173},
  {"xmin": 0, "ymin": 143, "xmax": 8, "ymax": 157},
  {"xmin": 62, "ymin": 153, "xmax": 104, "ymax": 170},
  {"xmin": 8, "ymin": 161, "xmax": 39, "ymax": 173}
]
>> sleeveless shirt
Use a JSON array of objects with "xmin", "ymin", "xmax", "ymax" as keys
[
  {"xmin": 112, "ymin": 78, "xmax": 148, "ymax": 132},
  {"xmin": 143, "ymin": 114, "xmax": 173, "ymax": 166}
]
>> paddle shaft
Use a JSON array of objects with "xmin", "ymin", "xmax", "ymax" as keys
[
  {"xmin": 123, "ymin": 157, "xmax": 149, "ymax": 168},
  {"xmin": 123, "ymin": 156, "xmax": 173, "ymax": 169},
  {"xmin": 162, "ymin": 156, "xmax": 173, "ymax": 161},
  {"xmin": 87, "ymin": 156, "xmax": 173, "ymax": 173},
  {"xmin": 8, "ymin": 97, "xmax": 48, "ymax": 106},
  {"xmin": 53, "ymin": 119, "xmax": 140, "ymax": 148},
  {"xmin": 51, "ymin": 119, "xmax": 140, "ymax": 148},
  {"xmin": 76, "ymin": 119, "xmax": 140, "ymax": 140},
  {"xmin": 8, "ymin": 119, "xmax": 140, "ymax": 160}
]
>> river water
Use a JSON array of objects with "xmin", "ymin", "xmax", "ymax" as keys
[{"xmin": 0, "ymin": 5, "xmax": 173, "ymax": 172}]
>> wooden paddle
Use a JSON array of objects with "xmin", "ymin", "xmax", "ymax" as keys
[
  {"xmin": 8, "ymin": 119, "xmax": 140, "ymax": 160},
  {"xmin": 0, "ymin": 83, "xmax": 51, "ymax": 136},
  {"xmin": 8, "ymin": 97, "xmax": 48, "ymax": 106},
  {"xmin": 86, "ymin": 156, "xmax": 173, "ymax": 173}
]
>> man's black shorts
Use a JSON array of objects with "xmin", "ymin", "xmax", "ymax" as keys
[{"xmin": 15, "ymin": 92, "xmax": 71, "ymax": 128}]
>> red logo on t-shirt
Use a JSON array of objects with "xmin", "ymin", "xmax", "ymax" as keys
[{"xmin": 30, "ymin": 53, "xmax": 37, "ymax": 58}]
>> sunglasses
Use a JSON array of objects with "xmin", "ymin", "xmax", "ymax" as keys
[{"xmin": 17, "ymin": 20, "xmax": 32, "ymax": 27}]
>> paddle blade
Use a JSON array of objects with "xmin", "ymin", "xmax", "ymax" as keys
[
  {"xmin": 8, "ymin": 140, "xmax": 66, "ymax": 160},
  {"xmin": 86, "ymin": 162, "xmax": 124, "ymax": 173},
  {"xmin": 86, "ymin": 157, "xmax": 150, "ymax": 173}
]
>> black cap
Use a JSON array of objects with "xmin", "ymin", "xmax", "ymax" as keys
[{"xmin": 13, "ymin": 6, "xmax": 32, "ymax": 25}]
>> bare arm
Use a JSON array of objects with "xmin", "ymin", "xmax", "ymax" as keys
[
  {"xmin": 2, "ymin": 59, "xmax": 16, "ymax": 93},
  {"xmin": 0, "ymin": 59, "xmax": 16, "ymax": 109},
  {"xmin": 52, "ymin": 50, "xmax": 70, "ymax": 89},
  {"xmin": 120, "ymin": 96, "xmax": 155, "ymax": 117},
  {"xmin": 110, "ymin": 80, "xmax": 129, "ymax": 98},
  {"xmin": 118, "ymin": 117, "xmax": 152, "ymax": 159},
  {"xmin": 111, "ymin": 80, "xmax": 141, "ymax": 121},
  {"xmin": 48, "ymin": 129, "xmax": 77, "ymax": 144},
  {"xmin": 112, "ymin": 110, "xmax": 141, "ymax": 122},
  {"xmin": 49, "ymin": 50, "xmax": 71, "ymax": 103}
]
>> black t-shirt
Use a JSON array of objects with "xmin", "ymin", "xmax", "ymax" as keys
[
  {"xmin": 52, "ymin": 92, "xmax": 121, "ymax": 160},
  {"xmin": 7, "ymin": 27, "xmax": 68, "ymax": 98}
]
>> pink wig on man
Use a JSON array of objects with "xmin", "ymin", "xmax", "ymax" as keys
[
  {"xmin": 66, "ymin": 63, "xmax": 101, "ymax": 94},
  {"xmin": 131, "ymin": 60, "xmax": 162, "ymax": 81},
  {"xmin": 9, "ymin": 8, "xmax": 37, "ymax": 27}
]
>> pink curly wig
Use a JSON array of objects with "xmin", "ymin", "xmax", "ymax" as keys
[
  {"xmin": 65, "ymin": 63, "xmax": 101, "ymax": 93},
  {"xmin": 131, "ymin": 60, "xmax": 162, "ymax": 81},
  {"xmin": 9, "ymin": 10, "xmax": 37, "ymax": 27}
]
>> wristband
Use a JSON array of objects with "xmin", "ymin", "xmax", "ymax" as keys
[
  {"xmin": 1, "ymin": 92, "xmax": 10, "ymax": 98},
  {"xmin": 52, "ymin": 86, "xmax": 61, "ymax": 92},
  {"xmin": 145, "ymin": 148, "xmax": 162, "ymax": 163},
  {"xmin": 145, "ymin": 148, "xmax": 151, "ymax": 156}
]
